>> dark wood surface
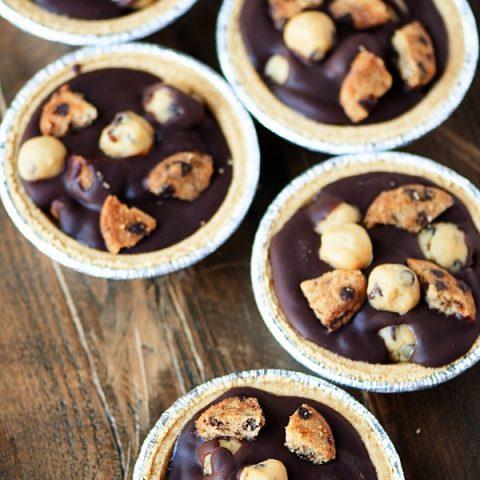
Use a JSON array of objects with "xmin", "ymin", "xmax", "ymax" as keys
[{"xmin": 0, "ymin": 1, "xmax": 480, "ymax": 478}]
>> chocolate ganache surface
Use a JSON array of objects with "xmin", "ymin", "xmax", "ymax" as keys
[
  {"xmin": 35, "ymin": 0, "xmax": 131, "ymax": 20},
  {"xmin": 22, "ymin": 68, "xmax": 232, "ymax": 253},
  {"xmin": 270, "ymin": 173, "xmax": 480, "ymax": 367},
  {"xmin": 166, "ymin": 387, "xmax": 377, "ymax": 479},
  {"xmin": 240, "ymin": 0, "xmax": 448, "ymax": 125}
]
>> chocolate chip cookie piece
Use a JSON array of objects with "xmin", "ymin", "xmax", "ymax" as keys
[
  {"xmin": 285, "ymin": 404, "xmax": 336, "ymax": 464},
  {"xmin": 364, "ymin": 184, "xmax": 454, "ymax": 234},
  {"xmin": 300, "ymin": 269, "xmax": 367, "ymax": 332},
  {"xmin": 100, "ymin": 195, "xmax": 156, "ymax": 254},
  {"xmin": 339, "ymin": 50, "xmax": 393, "ymax": 123},
  {"xmin": 39, "ymin": 85, "xmax": 98, "ymax": 138},
  {"xmin": 407, "ymin": 258, "xmax": 476, "ymax": 323},
  {"xmin": 195, "ymin": 396, "xmax": 265, "ymax": 441},
  {"xmin": 268, "ymin": 0, "xmax": 324, "ymax": 29},
  {"xmin": 145, "ymin": 151, "xmax": 214, "ymax": 201},
  {"xmin": 329, "ymin": 0, "xmax": 392, "ymax": 30},
  {"xmin": 393, "ymin": 21, "xmax": 437, "ymax": 89}
]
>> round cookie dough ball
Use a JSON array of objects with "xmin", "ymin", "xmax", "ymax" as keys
[
  {"xmin": 17, "ymin": 136, "xmax": 67, "ymax": 181},
  {"xmin": 240, "ymin": 459, "xmax": 288, "ymax": 480},
  {"xmin": 418, "ymin": 223, "xmax": 468, "ymax": 272},
  {"xmin": 283, "ymin": 11, "xmax": 336, "ymax": 62},
  {"xmin": 264, "ymin": 54, "xmax": 290, "ymax": 85},
  {"xmin": 315, "ymin": 201, "xmax": 361, "ymax": 234},
  {"xmin": 367, "ymin": 264, "xmax": 420, "ymax": 315},
  {"xmin": 99, "ymin": 111, "xmax": 154, "ymax": 158},
  {"xmin": 319, "ymin": 223, "xmax": 373, "ymax": 269}
]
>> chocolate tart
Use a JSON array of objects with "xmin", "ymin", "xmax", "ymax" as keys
[
  {"xmin": 217, "ymin": 0, "xmax": 478, "ymax": 153},
  {"xmin": 0, "ymin": 43, "xmax": 259, "ymax": 279},
  {"xmin": 133, "ymin": 370, "xmax": 404, "ymax": 479},
  {"xmin": 0, "ymin": 0, "xmax": 196, "ymax": 45},
  {"xmin": 251, "ymin": 153, "xmax": 480, "ymax": 391}
]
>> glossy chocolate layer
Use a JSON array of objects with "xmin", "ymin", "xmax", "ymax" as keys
[
  {"xmin": 240, "ymin": 0, "xmax": 448, "ymax": 124},
  {"xmin": 22, "ymin": 68, "xmax": 232, "ymax": 253},
  {"xmin": 166, "ymin": 387, "xmax": 377, "ymax": 479},
  {"xmin": 270, "ymin": 173, "xmax": 480, "ymax": 367},
  {"xmin": 35, "ymin": 0, "xmax": 130, "ymax": 20}
]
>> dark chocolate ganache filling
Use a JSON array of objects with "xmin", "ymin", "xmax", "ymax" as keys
[
  {"xmin": 240, "ymin": 0, "xmax": 448, "ymax": 124},
  {"xmin": 34, "ymin": 0, "xmax": 135, "ymax": 20},
  {"xmin": 22, "ymin": 68, "xmax": 232, "ymax": 253},
  {"xmin": 270, "ymin": 173, "xmax": 480, "ymax": 368},
  {"xmin": 166, "ymin": 387, "xmax": 377, "ymax": 479}
]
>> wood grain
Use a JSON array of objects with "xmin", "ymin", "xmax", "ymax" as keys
[{"xmin": 0, "ymin": 0, "xmax": 480, "ymax": 478}]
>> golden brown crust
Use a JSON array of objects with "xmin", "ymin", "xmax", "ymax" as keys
[
  {"xmin": 99, "ymin": 195, "xmax": 156, "ymax": 254},
  {"xmin": 146, "ymin": 151, "xmax": 214, "ymax": 201},
  {"xmin": 39, "ymin": 85, "xmax": 97, "ymax": 138},
  {"xmin": 364, "ymin": 183, "xmax": 454, "ymax": 233},
  {"xmin": 285, "ymin": 403, "xmax": 336, "ymax": 464},
  {"xmin": 268, "ymin": 0, "xmax": 324, "ymax": 29},
  {"xmin": 300, "ymin": 269, "xmax": 367, "ymax": 332},
  {"xmin": 339, "ymin": 50, "xmax": 393, "ymax": 123},
  {"xmin": 407, "ymin": 258, "xmax": 476, "ymax": 323},
  {"xmin": 329, "ymin": 0, "xmax": 391, "ymax": 30},
  {"xmin": 195, "ymin": 396, "xmax": 265, "ymax": 441},
  {"xmin": 393, "ymin": 21, "xmax": 437, "ymax": 88}
]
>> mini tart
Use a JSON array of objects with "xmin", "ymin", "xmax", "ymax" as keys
[
  {"xmin": 0, "ymin": 44, "xmax": 259, "ymax": 279},
  {"xmin": 217, "ymin": 0, "xmax": 478, "ymax": 153},
  {"xmin": 133, "ymin": 370, "xmax": 403, "ymax": 480},
  {"xmin": 251, "ymin": 153, "xmax": 480, "ymax": 391},
  {"xmin": 0, "ymin": 0, "xmax": 196, "ymax": 45}
]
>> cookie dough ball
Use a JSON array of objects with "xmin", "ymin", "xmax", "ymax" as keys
[
  {"xmin": 240, "ymin": 459, "xmax": 288, "ymax": 480},
  {"xmin": 99, "ymin": 111, "xmax": 154, "ymax": 158},
  {"xmin": 283, "ymin": 11, "xmax": 336, "ymax": 62},
  {"xmin": 418, "ymin": 223, "xmax": 468, "ymax": 272},
  {"xmin": 18, "ymin": 136, "xmax": 67, "ymax": 181},
  {"xmin": 264, "ymin": 54, "xmax": 290, "ymax": 85},
  {"xmin": 315, "ymin": 201, "xmax": 361, "ymax": 234},
  {"xmin": 378, "ymin": 324, "xmax": 417, "ymax": 363},
  {"xmin": 367, "ymin": 264, "xmax": 420, "ymax": 315},
  {"xmin": 319, "ymin": 223, "xmax": 373, "ymax": 269}
]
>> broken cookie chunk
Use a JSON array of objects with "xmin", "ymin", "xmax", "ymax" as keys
[
  {"xmin": 145, "ymin": 151, "xmax": 214, "ymax": 201},
  {"xmin": 99, "ymin": 111, "xmax": 154, "ymax": 159},
  {"xmin": 340, "ymin": 50, "xmax": 393, "ymax": 123},
  {"xmin": 378, "ymin": 324, "xmax": 417, "ymax": 363},
  {"xmin": 330, "ymin": 0, "xmax": 392, "ymax": 30},
  {"xmin": 364, "ymin": 184, "xmax": 454, "ymax": 233},
  {"xmin": 285, "ymin": 404, "xmax": 336, "ymax": 464},
  {"xmin": 268, "ymin": 0, "xmax": 324, "ymax": 29},
  {"xmin": 393, "ymin": 21, "xmax": 437, "ymax": 89},
  {"xmin": 300, "ymin": 269, "xmax": 367, "ymax": 332},
  {"xmin": 407, "ymin": 258, "xmax": 476, "ymax": 323},
  {"xmin": 142, "ymin": 83, "xmax": 205, "ymax": 129},
  {"xmin": 100, "ymin": 195, "xmax": 156, "ymax": 254},
  {"xmin": 39, "ymin": 85, "xmax": 98, "ymax": 138},
  {"xmin": 195, "ymin": 396, "xmax": 265, "ymax": 441}
]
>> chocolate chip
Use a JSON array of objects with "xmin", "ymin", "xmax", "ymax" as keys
[
  {"xmin": 176, "ymin": 160, "xmax": 192, "ymax": 177},
  {"xmin": 209, "ymin": 417, "xmax": 223, "ymax": 428},
  {"xmin": 243, "ymin": 418, "xmax": 258, "ymax": 431},
  {"xmin": 368, "ymin": 285, "xmax": 383, "ymax": 300},
  {"xmin": 338, "ymin": 13, "xmax": 353, "ymax": 25},
  {"xmin": 417, "ymin": 34, "xmax": 428, "ymax": 46},
  {"xmin": 457, "ymin": 280, "xmax": 470, "ymax": 293},
  {"xmin": 431, "ymin": 269, "xmax": 445, "ymax": 278},
  {"xmin": 404, "ymin": 187, "xmax": 421, "ymax": 201},
  {"xmin": 127, "ymin": 222, "xmax": 147, "ymax": 236},
  {"xmin": 340, "ymin": 287, "xmax": 355, "ymax": 302},
  {"xmin": 416, "ymin": 211, "xmax": 428, "ymax": 227},
  {"xmin": 359, "ymin": 96, "xmax": 377, "ymax": 112},
  {"xmin": 297, "ymin": 407, "xmax": 312, "ymax": 420},
  {"xmin": 435, "ymin": 280, "xmax": 448, "ymax": 291},
  {"xmin": 54, "ymin": 103, "xmax": 69, "ymax": 116},
  {"xmin": 160, "ymin": 184, "xmax": 175, "ymax": 197}
]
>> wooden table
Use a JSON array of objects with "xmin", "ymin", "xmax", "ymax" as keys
[{"xmin": 1, "ymin": 1, "xmax": 479, "ymax": 478}]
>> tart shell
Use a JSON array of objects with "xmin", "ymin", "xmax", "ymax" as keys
[
  {"xmin": 251, "ymin": 152, "xmax": 480, "ymax": 391},
  {"xmin": 0, "ymin": 43, "xmax": 260, "ymax": 279}
]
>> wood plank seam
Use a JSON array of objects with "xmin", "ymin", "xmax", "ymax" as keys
[{"xmin": 52, "ymin": 263, "xmax": 127, "ymax": 477}]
